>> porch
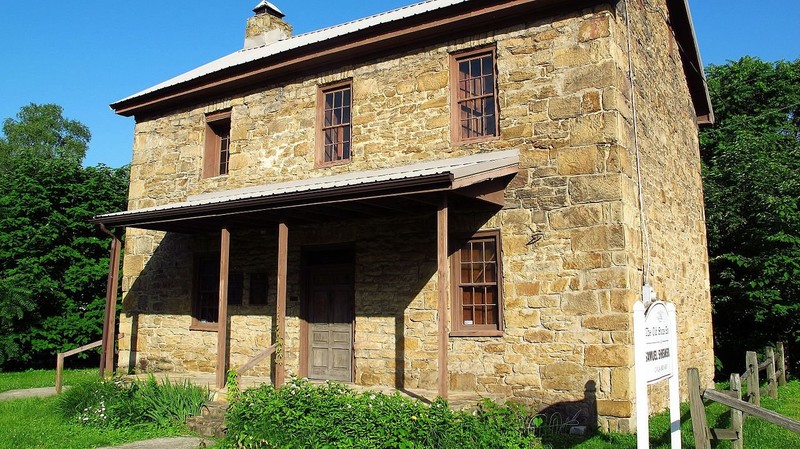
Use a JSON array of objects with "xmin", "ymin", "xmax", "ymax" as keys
[{"xmin": 93, "ymin": 150, "xmax": 519, "ymax": 399}]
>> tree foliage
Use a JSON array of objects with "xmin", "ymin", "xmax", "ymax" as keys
[
  {"xmin": 0, "ymin": 104, "xmax": 129, "ymax": 370},
  {"xmin": 701, "ymin": 57, "xmax": 800, "ymax": 373}
]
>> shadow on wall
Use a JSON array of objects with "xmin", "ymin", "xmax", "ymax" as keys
[{"xmin": 538, "ymin": 381, "xmax": 598, "ymax": 445}]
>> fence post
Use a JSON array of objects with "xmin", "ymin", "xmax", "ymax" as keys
[
  {"xmin": 55, "ymin": 353, "xmax": 65, "ymax": 394},
  {"xmin": 777, "ymin": 342, "xmax": 787, "ymax": 386},
  {"xmin": 730, "ymin": 373, "xmax": 744, "ymax": 449},
  {"xmin": 688, "ymin": 368, "xmax": 712, "ymax": 449},
  {"xmin": 766, "ymin": 347, "xmax": 778, "ymax": 399},
  {"xmin": 746, "ymin": 351, "xmax": 760, "ymax": 406}
]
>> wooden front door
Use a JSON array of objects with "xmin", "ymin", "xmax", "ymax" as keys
[{"xmin": 305, "ymin": 262, "xmax": 354, "ymax": 382}]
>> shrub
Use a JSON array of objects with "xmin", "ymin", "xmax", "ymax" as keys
[
  {"xmin": 57, "ymin": 375, "xmax": 210, "ymax": 429},
  {"xmin": 223, "ymin": 378, "xmax": 541, "ymax": 449}
]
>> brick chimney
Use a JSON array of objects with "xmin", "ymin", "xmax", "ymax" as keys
[{"xmin": 244, "ymin": 1, "xmax": 292, "ymax": 49}]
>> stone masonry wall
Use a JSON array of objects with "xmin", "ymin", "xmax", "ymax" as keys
[
  {"xmin": 118, "ymin": 1, "xmax": 712, "ymax": 431},
  {"xmin": 604, "ymin": 0, "xmax": 715, "ymax": 430}
]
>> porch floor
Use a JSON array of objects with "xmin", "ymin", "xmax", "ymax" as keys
[{"xmin": 124, "ymin": 372, "xmax": 503, "ymax": 410}]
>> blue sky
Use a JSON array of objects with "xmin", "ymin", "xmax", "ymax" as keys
[{"xmin": 0, "ymin": 0, "xmax": 797, "ymax": 168}]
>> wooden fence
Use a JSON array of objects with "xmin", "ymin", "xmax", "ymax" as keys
[
  {"xmin": 688, "ymin": 343, "xmax": 794, "ymax": 449},
  {"xmin": 741, "ymin": 342, "xmax": 787, "ymax": 406},
  {"xmin": 55, "ymin": 333, "xmax": 123, "ymax": 394}
]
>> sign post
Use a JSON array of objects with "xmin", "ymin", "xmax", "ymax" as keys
[{"xmin": 634, "ymin": 295, "xmax": 680, "ymax": 449}]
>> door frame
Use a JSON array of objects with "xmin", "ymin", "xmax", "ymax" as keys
[{"xmin": 299, "ymin": 245, "xmax": 356, "ymax": 381}]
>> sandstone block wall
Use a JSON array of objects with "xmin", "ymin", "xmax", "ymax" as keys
[{"xmin": 117, "ymin": 1, "xmax": 712, "ymax": 432}]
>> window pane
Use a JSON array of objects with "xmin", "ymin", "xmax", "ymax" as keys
[
  {"xmin": 485, "ymin": 262, "xmax": 496, "ymax": 283},
  {"xmin": 486, "ymin": 306, "xmax": 496, "ymax": 325},
  {"xmin": 474, "ymin": 288, "xmax": 484, "ymax": 305},
  {"xmin": 334, "ymin": 91, "xmax": 342, "ymax": 108},
  {"xmin": 483, "ymin": 74, "xmax": 494, "ymax": 96},
  {"xmin": 250, "ymin": 272, "xmax": 268, "ymax": 305},
  {"xmin": 463, "ymin": 288, "xmax": 473, "ymax": 305},
  {"xmin": 472, "ymin": 243, "xmax": 483, "ymax": 264},
  {"xmin": 325, "ymin": 108, "xmax": 333, "ymax": 127},
  {"xmin": 343, "ymin": 88, "xmax": 351, "ymax": 107},
  {"xmin": 459, "ymin": 61, "xmax": 469, "ymax": 80},
  {"xmin": 343, "ymin": 106, "xmax": 351, "ymax": 124},
  {"xmin": 342, "ymin": 141, "xmax": 351, "ymax": 160},
  {"xmin": 463, "ymin": 307, "xmax": 473, "ymax": 325},
  {"xmin": 485, "ymin": 287, "xmax": 497, "ymax": 306},
  {"xmin": 470, "ymin": 59, "xmax": 481, "ymax": 77},
  {"xmin": 474, "ymin": 307, "xmax": 485, "ymax": 325},
  {"xmin": 482, "ymin": 56, "xmax": 493, "ymax": 76}
]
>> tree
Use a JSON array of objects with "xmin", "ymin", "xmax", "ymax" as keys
[
  {"xmin": 0, "ymin": 103, "xmax": 90, "ymax": 165},
  {"xmin": 0, "ymin": 104, "xmax": 129, "ymax": 370},
  {"xmin": 701, "ymin": 57, "xmax": 800, "ymax": 375}
]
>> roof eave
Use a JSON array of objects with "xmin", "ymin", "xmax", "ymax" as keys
[
  {"xmin": 109, "ymin": 0, "xmax": 596, "ymax": 118},
  {"xmin": 668, "ymin": 0, "xmax": 715, "ymax": 125}
]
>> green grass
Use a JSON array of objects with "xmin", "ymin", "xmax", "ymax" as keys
[
  {"xmin": 0, "ymin": 368, "xmax": 96, "ymax": 393},
  {"xmin": 0, "ymin": 396, "xmax": 186, "ymax": 449},
  {"xmin": 545, "ymin": 380, "xmax": 800, "ymax": 449}
]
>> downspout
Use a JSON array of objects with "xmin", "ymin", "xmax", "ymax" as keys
[{"xmin": 98, "ymin": 223, "xmax": 123, "ymax": 377}]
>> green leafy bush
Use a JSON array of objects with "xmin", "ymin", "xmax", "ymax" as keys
[
  {"xmin": 223, "ymin": 378, "xmax": 541, "ymax": 449},
  {"xmin": 57, "ymin": 375, "xmax": 210, "ymax": 429}
]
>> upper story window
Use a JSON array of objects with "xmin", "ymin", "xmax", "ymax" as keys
[
  {"xmin": 450, "ymin": 47, "xmax": 499, "ymax": 144},
  {"xmin": 451, "ymin": 230, "xmax": 504, "ymax": 337},
  {"xmin": 316, "ymin": 80, "xmax": 352, "ymax": 166},
  {"xmin": 204, "ymin": 110, "xmax": 232, "ymax": 178}
]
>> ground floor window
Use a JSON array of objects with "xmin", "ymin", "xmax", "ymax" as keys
[
  {"xmin": 451, "ymin": 230, "xmax": 504, "ymax": 336},
  {"xmin": 191, "ymin": 254, "xmax": 244, "ymax": 330}
]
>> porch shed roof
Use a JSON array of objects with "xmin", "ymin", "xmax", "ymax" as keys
[{"xmin": 92, "ymin": 149, "xmax": 519, "ymax": 233}]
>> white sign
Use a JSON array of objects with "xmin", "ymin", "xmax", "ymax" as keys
[
  {"xmin": 642, "ymin": 302, "xmax": 674, "ymax": 384},
  {"xmin": 634, "ymin": 293, "xmax": 681, "ymax": 449}
]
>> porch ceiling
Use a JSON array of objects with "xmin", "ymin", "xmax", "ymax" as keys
[{"xmin": 92, "ymin": 150, "xmax": 520, "ymax": 233}]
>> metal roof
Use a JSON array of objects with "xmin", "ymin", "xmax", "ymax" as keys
[
  {"xmin": 92, "ymin": 149, "xmax": 519, "ymax": 231},
  {"xmin": 114, "ymin": 0, "xmax": 469, "ymax": 105}
]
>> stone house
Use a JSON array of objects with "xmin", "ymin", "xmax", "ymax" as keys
[{"xmin": 94, "ymin": 0, "xmax": 715, "ymax": 432}]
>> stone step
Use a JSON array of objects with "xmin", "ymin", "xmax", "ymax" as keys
[
  {"xmin": 187, "ymin": 401, "xmax": 228, "ymax": 438},
  {"xmin": 186, "ymin": 415, "xmax": 226, "ymax": 439},
  {"xmin": 200, "ymin": 401, "xmax": 228, "ymax": 419}
]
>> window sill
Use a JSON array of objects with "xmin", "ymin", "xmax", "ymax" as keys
[
  {"xmin": 315, "ymin": 159, "xmax": 351, "ymax": 169},
  {"xmin": 190, "ymin": 322, "xmax": 218, "ymax": 332},
  {"xmin": 453, "ymin": 134, "xmax": 500, "ymax": 146},
  {"xmin": 201, "ymin": 173, "xmax": 229, "ymax": 180},
  {"xmin": 449, "ymin": 329, "xmax": 504, "ymax": 338}
]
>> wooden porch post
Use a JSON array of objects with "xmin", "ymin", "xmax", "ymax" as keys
[
  {"xmin": 99, "ymin": 228, "xmax": 122, "ymax": 377},
  {"xmin": 216, "ymin": 228, "xmax": 231, "ymax": 389},
  {"xmin": 275, "ymin": 221, "xmax": 289, "ymax": 387},
  {"xmin": 437, "ymin": 196, "xmax": 449, "ymax": 399}
]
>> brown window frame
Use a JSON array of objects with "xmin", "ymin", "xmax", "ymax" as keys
[
  {"xmin": 316, "ymin": 80, "xmax": 353, "ymax": 167},
  {"xmin": 450, "ymin": 230, "xmax": 504, "ymax": 337},
  {"xmin": 190, "ymin": 253, "xmax": 244, "ymax": 332},
  {"xmin": 450, "ymin": 46, "xmax": 500, "ymax": 145},
  {"xmin": 203, "ymin": 110, "xmax": 232, "ymax": 178}
]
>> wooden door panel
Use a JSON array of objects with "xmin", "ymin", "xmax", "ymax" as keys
[{"xmin": 306, "ymin": 263, "xmax": 354, "ymax": 382}]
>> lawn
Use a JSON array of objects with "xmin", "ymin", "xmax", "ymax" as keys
[
  {"xmin": 0, "ymin": 396, "xmax": 186, "ymax": 449},
  {"xmin": 0, "ymin": 369, "xmax": 206, "ymax": 449},
  {"xmin": 546, "ymin": 380, "xmax": 800, "ymax": 449},
  {"xmin": 0, "ymin": 368, "xmax": 96, "ymax": 393}
]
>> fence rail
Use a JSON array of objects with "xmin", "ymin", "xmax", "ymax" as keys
[
  {"xmin": 688, "ymin": 342, "xmax": 793, "ymax": 449},
  {"xmin": 55, "ymin": 334, "xmax": 123, "ymax": 394},
  {"xmin": 236, "ymin": 343, "xmax": 278, "ymax": 376}
]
